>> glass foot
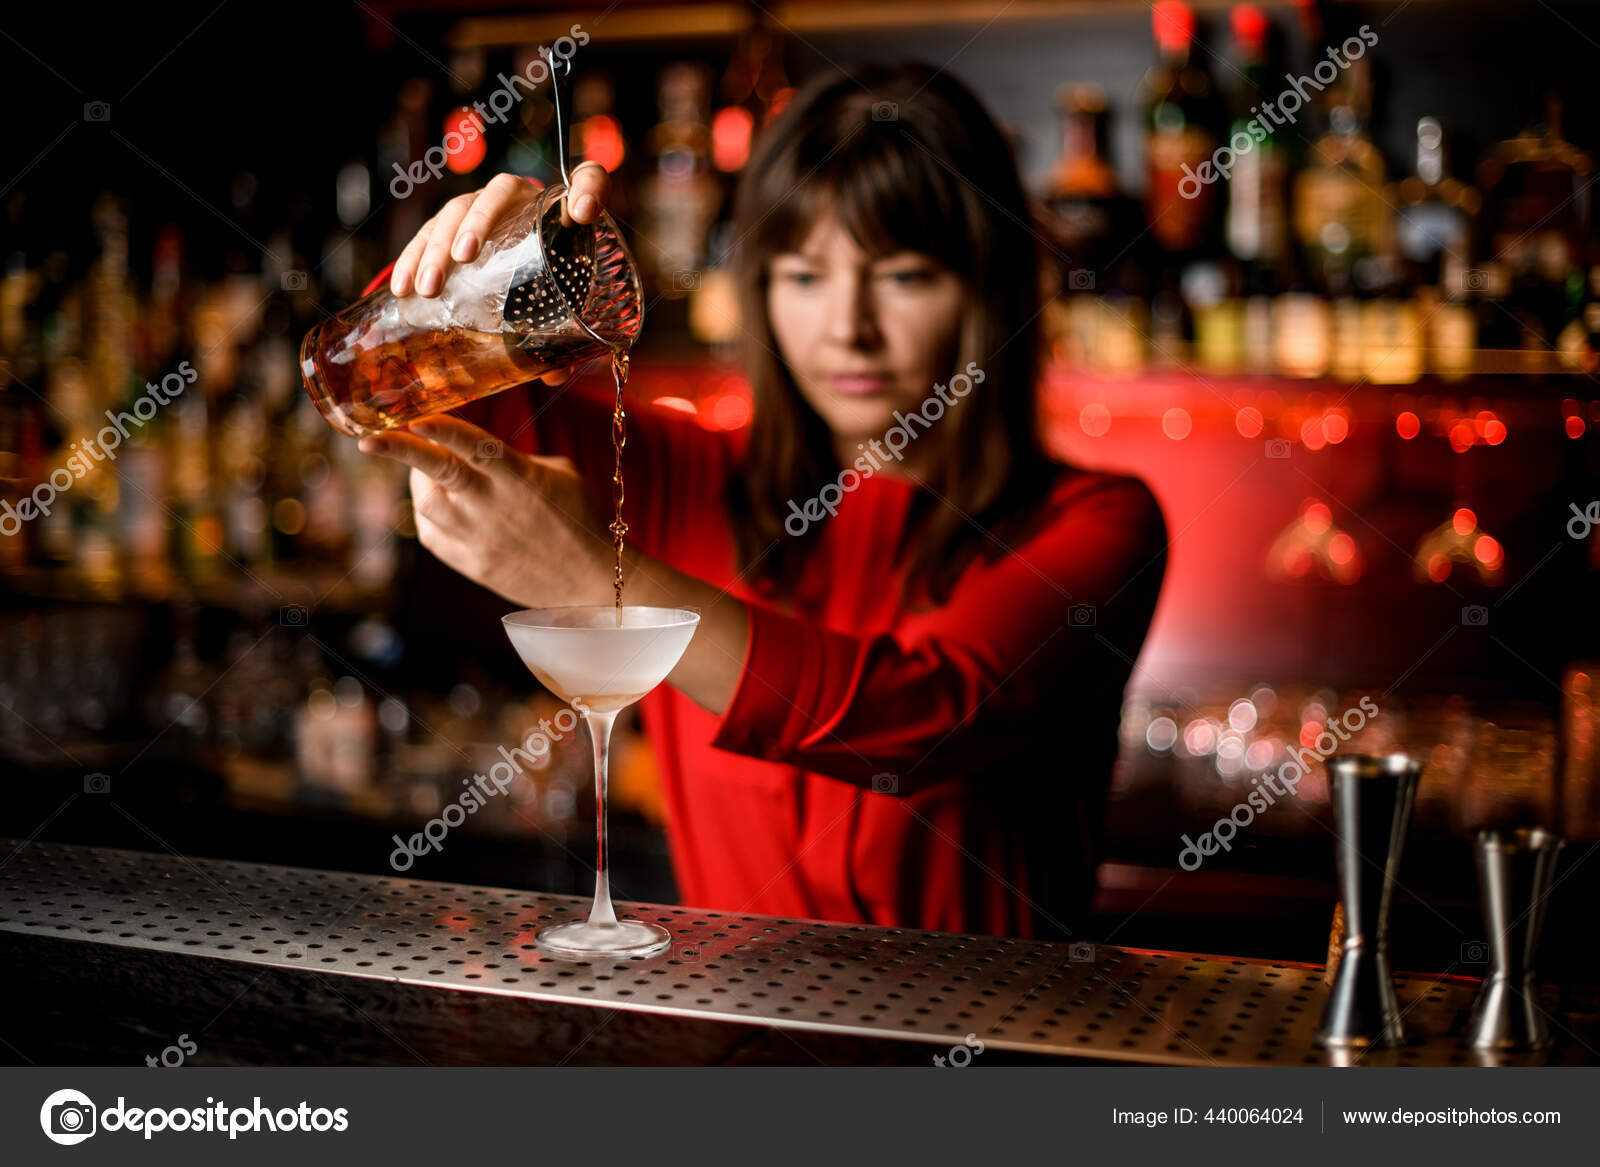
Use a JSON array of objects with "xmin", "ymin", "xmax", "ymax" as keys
[{"xmin": 536, "ymin": 918, "xmax": 672, "ymax": 958}]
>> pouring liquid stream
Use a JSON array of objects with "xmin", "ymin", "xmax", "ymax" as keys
[{"xmin": 609, "ymin": 348, "xmax": 628, "ymax": 626}]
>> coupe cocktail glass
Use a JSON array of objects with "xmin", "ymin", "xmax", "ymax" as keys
[{"xmin": 502, "ymin": 605, "xmax": 699, "ymax": 957}]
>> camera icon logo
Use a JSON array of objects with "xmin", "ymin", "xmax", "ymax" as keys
[
  {"xmin": 1460, "ymin": 940, "xmax": 1488, "ymax": 963},
  {"xmin": 1461, "ymin": 605, "xmax": 1489, "ymax": 627},
  {"xmin": 476, "ymin": 438, "xmax": 504, "ymax": 461},
  {"xmin": 83, "ymin": 101, "xmax": 110, "ymax": 123},
  {"xmin": 871, "ymin": 101, "xmax": 899, "ymax": 122},
  {"xmin": 1463, "ymin": 268, "xmax": 1489, "ymax": 292},
  {"xmin": 83, "ymin": 772, "xmax": 111, "ymax": 795},
  {"xmin": 281, "ymin": 270, "xmax": 308, "ymax": 292},
  {"xmin": 871, "ymin": 772, "xmax": 899, "ymax": 794},
  {"xmin": 1068, "ymin": 941, "xmax": 1096, "ymax": 962},
  {"xmin": 1069, "ymin": 604, "xmax": 1096, "ymax": 627},
  {"xmin": 671, "ymin": 269, "xmax": 701, "ymax": 292},
  {"xmin": 40, "ymin": 1088, "xmax": 97, "ymax": 1145},
  {"xmin": 1265, "ymin": 438, "xmax": 1292, "ymax": 459},
  {"xmin": 1067, "ymin": 269, "xmax": 1096, "ymax": 291}
]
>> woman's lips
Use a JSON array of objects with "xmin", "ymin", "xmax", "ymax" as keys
[{"xmin": 829, "ymin": 373, "xmax": 893, "ymax": 395}]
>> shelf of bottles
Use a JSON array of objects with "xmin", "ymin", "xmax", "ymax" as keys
[{"xmin": 1041, "ymin": 2, "xmax": 1598, "ymax": 413}]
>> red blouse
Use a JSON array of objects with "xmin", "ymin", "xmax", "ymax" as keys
[{"xmin": 360, "ymin": 272, "xmax": 1167, "ymax": 940}]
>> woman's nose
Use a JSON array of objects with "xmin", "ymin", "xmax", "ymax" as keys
[{"xmin": 824, "ymin": 272, "xmax": 882, "ymax": 349}]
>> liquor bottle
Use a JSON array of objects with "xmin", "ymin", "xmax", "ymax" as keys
[
  {"xmin": 637, "ymin": 62, "xmax": 724, "ymax": 303},
  {"xmin": 1224, "ymin": 5, "xmax": 1289, "ymax": 281},
  {"xmin": 1392, "ymin": 118, "xmax": 1479, "ymax": 380},
  {"xmin": 1476, "ymin": 92, "xmax": 1595, "ymax": 352},
  {"xmin": 1138, "ymin": 1, "xmax": 1223, "ymax": 264},
  {"xmin": 1291, "ymin": 57, "xmax": 1390, "ymax": 300},
  {"xmin": 1047, "ymin": 83, "xmax": 1141, "ymax": 294}
]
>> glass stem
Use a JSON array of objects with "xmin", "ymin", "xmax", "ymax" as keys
[{"xmin": 584, "ymin": 709, "xmax": 619, "ymax": 928}]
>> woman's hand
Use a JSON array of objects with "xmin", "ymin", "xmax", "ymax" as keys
[
  {"xmin": 357, "ymin": 414, "xmax": 618, "ymax": 610},
  {"xmin": 388, "ymin": 160, "xmax": 611, "ymax": 299}
]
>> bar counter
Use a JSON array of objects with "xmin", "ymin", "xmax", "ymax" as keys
[{"xmin": 1, "ymin": 839, "xmax": 1593, "ymax": 1067}]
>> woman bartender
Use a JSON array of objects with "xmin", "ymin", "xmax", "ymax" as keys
[{"xmin": 357, "ymin": 61, "xmax": 1167, "ymax": 941}]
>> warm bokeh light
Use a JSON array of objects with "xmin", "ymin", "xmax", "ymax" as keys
[
  {"xmin": 578, "ymin": 114, "xmax": 625, "ymax": 172},
  {"xmin": 444, "ymin": 107, "xmax": 487, "ymax": 174},
  {"xmin": 1080, "ymin": 402, "xmax": 1112, "ymax": 437},
  {"xmin": 1303, "ymin": 501, "xmax": 1332, "ymax": 533},
  {"xmin": 1396, "ymin": 410, "xmax": 1421, "ymax": 439},
  {"xmin": 1452, "ymin": 508, "xmax": 1477, "ymax": 536},
  {"xmin": 1234, "ymin": 405, "xmax": 1263, "ymax": 438},
  {"xmin": 652, "ymin": 395, "xmax": 697, "ymax": 415},
  {"xmin": 1300, "ymin": 416, "xmax": 1326, "ymax": 450},
  {"xmin": 1161, "ymin": 407, "xmax": 1191, "ymax": 440},
  {"xmin": 1322, "ymin": 409, "xmax": 1349, "ymax": 444},
  {"xmin": 1449, "ymin": 420, "xmax": 1475, "ymax": 452},
  {"xmin": 711, "ymin": 392, "xmax": 752, "ymax": 430},
  {"xmin": 1568, "ymin": 414, "xmax": 1587, "ymax": 439},
  {"xmin": 1475, "ymin": 535, "xmax": 1504, "ymax": 569},
  {"xmin": 1328, "ymin": 531, "xmax": 1356, "ymax": 565},
  {"xmin": 711, "ymin": 106, "xmax": 754, "ymax": 172}
]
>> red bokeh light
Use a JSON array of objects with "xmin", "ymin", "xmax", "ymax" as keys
[
  {"xmin": 1452, "ymin": 508, "xmax": 1477, "ymax": 536},
  {"xmin": 1234, "ymin": 406, "xmax": 1263, "ymax": 438},
  {"xmin": 444, "ymin": 107, "xmax": 487, "ymax": 174},
  {"xmin": 711, "ymin": 392, "xmax": 752, "ymax": 430},
  {"xmin": 1396, "ymin": 411, "xmax": 1421, "ymax": 439}
]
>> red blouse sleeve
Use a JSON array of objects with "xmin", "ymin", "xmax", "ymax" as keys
[{"xmin": 708, "ymin": 474, "xmax": 1167, "ymax": 794}]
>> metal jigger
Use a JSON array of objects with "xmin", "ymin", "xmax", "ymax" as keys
[
  {"xmin": 1464, "ymin": 828, "xmax": 1563, "ymax": 1050},
  {"xmin": 1315, "ymin": 753, "xmax": 1421, "ymax": 1049}
]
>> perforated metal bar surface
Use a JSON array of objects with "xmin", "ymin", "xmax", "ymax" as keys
[{"xmin": 0, "ymin": 839, "xmax": 1561, "ymax": 1066}]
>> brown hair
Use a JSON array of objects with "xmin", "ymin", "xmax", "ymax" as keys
[{"xmin": 725, "ymin": 61, "xmax": 1055, "ymax": 609}]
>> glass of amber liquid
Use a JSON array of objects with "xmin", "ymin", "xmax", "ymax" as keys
[{"xmin": 299, "ymin": 181, "xmax": 643, "ymax": 438}]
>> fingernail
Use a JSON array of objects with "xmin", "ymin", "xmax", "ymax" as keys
[
  {"xmin": 390, "ymin": 271, "xmax": 410, "ymax": 296},
  {"xmin": 358, "ymin": 438, "xmax": 377, "ymax": 453},
  {"xmin": 451, "ymin": 231, "xmax": 477, "ymax": 262},
  {"xmin": 572, "ymin": 194, "xmax": 595, "ymax": 221},
  {"xmin": 417, "ymin": 265, "xmax": 442, "ymax": 296}
]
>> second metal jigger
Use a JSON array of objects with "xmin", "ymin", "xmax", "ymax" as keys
[
  {"xmin": 1465, "ymin": 827, "xmax": 1563, "ymax": 1050},
  {"xmin": 1315, "ymin": 752, "xmax": 1421, "ymax": 1050}
]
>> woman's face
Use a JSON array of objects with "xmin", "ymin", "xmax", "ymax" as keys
[{"xmin": 766, "ymin": 213, "xmax": 966, "ymax": 457}]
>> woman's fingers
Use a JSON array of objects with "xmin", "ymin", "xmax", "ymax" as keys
[
  {"xmin": 412, "ymin": 193, "xmax": 480, "ymax": 297},
  {"xmin": 450, "ymin": 173, "xmax": 535, "ymax": 264},
  {"xmin": 387, "ymin": 167, "xmax": 608, "ymax": 297},
  {"xmin": 561, "ymin": 160, "xmax": 611, "ymax": 227},
  {"xmin": 356, "ymin": 428, "xmax": 484, "ymax": 493},
  {"xmin": 406, "ymin": 414, "xmax": 504, "ymax": 463},
  {"xmin": 389, "ymin": 218, "xmax": 436, "ymax": 297}
]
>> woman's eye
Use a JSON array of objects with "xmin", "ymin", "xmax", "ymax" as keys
[
  {"xmin": 782, "ymin": 271, "xmax": 818, "ymax": 286},
  {"xmin": 883, "ymin": 270, "xmax": 933, "ymax": 286}
]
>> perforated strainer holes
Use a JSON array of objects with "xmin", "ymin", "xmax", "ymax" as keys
[
  {"xmin": 0, "ymin": 840, "xmax": 1492, "ymax": 1065},
  {"xmin": 505, "ymin": 205, "xmax": 597, "ymax": 334}
]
